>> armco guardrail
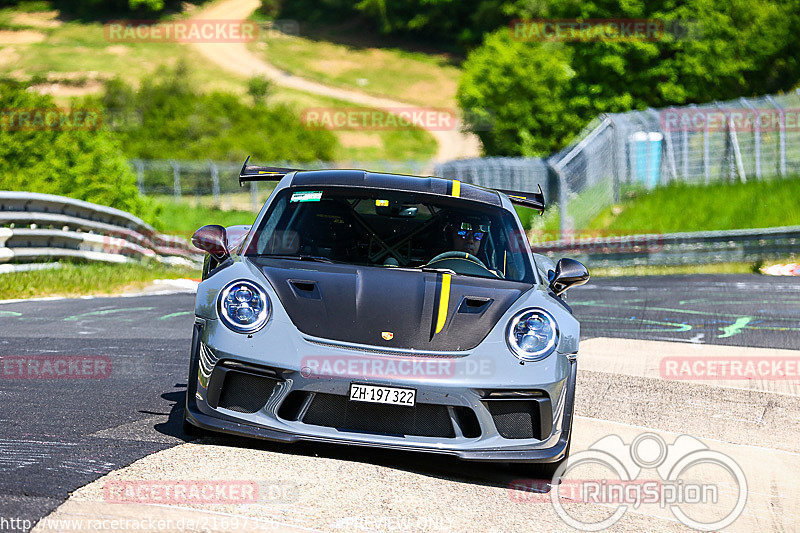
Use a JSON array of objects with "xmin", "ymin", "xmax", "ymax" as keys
[
  {"xmin": 532, "ymin": 226, "xmax": 800, "ymax": 267},
  {"xmin": 0, "ymin": 191, "xmax": 202, "ymax": 268}
]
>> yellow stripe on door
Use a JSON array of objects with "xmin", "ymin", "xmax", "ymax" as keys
[{"xmin": 435, "ymin": 273, "xmax": 451, "ymax": 334}]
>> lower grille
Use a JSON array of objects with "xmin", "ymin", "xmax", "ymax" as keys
[
  {"xmin": 301, "ymin": 393, "xmax": 455, "ymax": 438},
  {"xmin": 484, "ymin": 399, "xmax": 548, "ymax": 440},
  {"xmin": 217, "ymin": 371, "xmax": 278, "ymax": 413}
]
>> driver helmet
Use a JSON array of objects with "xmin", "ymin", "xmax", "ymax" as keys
[{"xmin": 445, "ymin": 214, "xmax": 491, "ymax": 256}]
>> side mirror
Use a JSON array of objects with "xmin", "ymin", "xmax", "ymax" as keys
[
  {"xmin": 192, "ymin": 224, "xmax": 228, "ymax": 261},
  {"xmin": 549, "ymin": 258, "xmax": 589, "ymax": 296}
]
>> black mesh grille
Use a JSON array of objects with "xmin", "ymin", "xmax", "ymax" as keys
[
  {"xmin": 301, "ymin": 393, "xmax": 455, "ymax": 438},
  {"xmin": 217, "ymin": 371, "xmax": 278, "ymax": 413},
  {"xmin": 484, "ymin": 400, "xmax": 539, "ymax": 439}
]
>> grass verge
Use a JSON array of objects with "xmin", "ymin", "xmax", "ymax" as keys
[
  {"xmin": 588, "ymin": 176, "xmax": 800, "ymax": 235},
  {"xmin": 248, "ymin": 19, "xmax": 461, "ymax": 109},
  {"xmin": 0, "ymin": 262, "xmax": 200, "ymax": 300},
  {"xmin": 590, "ymin": 262, "xmax": 760, "ymax": 277},
  {"xmin": 148, "ymin": 199, "xmax": 260, "ymax": 237}
]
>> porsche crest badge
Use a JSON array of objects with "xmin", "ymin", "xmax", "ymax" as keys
[{"xmin": 381, "ymin": 331, "xmax": 394, "ymax": 341}]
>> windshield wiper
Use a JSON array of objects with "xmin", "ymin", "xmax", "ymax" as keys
[{"xmin": 261, "ymin": 254, "xmax": 335, "ymax": 263}]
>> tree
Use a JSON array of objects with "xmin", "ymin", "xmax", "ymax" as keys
[
  {"xmin": 457, "ymin": 31, "xmax": 582, "ymax": 156},
  {"xmin": 0, "ymin": 82, "xmax": 145, "ymax": 215},
  {"xmin": 458, "ymin": 0, "xmax": 800, "ymax": 156}
]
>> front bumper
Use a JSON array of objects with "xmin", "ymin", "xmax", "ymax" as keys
[{"xmin": 185, "ymin": 320, "xmax": 577, "ymax": 463}]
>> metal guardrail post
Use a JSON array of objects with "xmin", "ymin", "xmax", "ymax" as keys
[
  {"xmin": 171, "ymin": 161, "xmax": 181, "ymax": 200},
  {"xmin": 740, "ymin": 97, "xmax": 761, "ymax": 179},
  {"xmin": 765, "ymin": 95, "xmax": 786, "ymax": 176}
]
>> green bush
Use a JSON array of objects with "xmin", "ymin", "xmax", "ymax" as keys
[
  {"xmin": 0, "ymin": 81, "xmax": 146, "ymax": 216},
  {"xmin": 457, "ymin": 31, "xmax": 582, "ymax": 156},
  {"xmin": 96, "ymin": 64, "xmax": 337, "ymax": 162}
]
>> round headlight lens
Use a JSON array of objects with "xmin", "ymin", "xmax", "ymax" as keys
[
  {"xmin": 218, "ymin": 280, "xmax": 270, "ymax": 333},
  {"xmin": 507, "ymin": 308, "xmax": 559, "ymax": 361}
]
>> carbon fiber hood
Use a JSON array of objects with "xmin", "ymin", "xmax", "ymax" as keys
[{"xmin": 254, "ymin": 259, "xmax": 531, "ymax": 351}]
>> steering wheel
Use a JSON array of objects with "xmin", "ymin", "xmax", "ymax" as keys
[{"xmin": 425, "ymin": 251, "xmax": 499, "ymax": 278}]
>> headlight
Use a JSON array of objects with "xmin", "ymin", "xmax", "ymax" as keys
[
  {"xmin": 218, "ymin": 280, "xmax": 270, "ymax": 333},
  {"xmin": 506, "ymin": 308, "xmax": 559, "ymax": 361}
]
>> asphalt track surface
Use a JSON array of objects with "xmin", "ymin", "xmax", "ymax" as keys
[{"xmin": 1, "ymin": 274, "xmax": 799, "ymax": 531}]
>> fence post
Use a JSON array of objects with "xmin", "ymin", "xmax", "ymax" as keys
[
  {"xmin": 607, "ymin": 115, "xmax": 622, "ymax": 203},
  {"xmin": 171, "ymin": 161, "xmax": 181, "ymax": 200},
  {"xmin": 548, "ymin": 163, "xmax": 570, "ymax": 241},
  {"xmin": 135, "ymin": 160, "xmax": 144, "ymax": 194},
  {"xmin": 250, "ymin": 181, "xmax": 259, "ymax": 212},
  {"xmin": 765, "ymin": 95, "xmax": 786, "ymax": 176},
  {"xmin": 682, "ymin": 116, "xmax": 689, "ymax": 179},
  {"xmin": 210, "ymin": 161, "xmax": 220, "ymax": 208},
  {"xmin": 740, "ymin": 98, "xmax": 761, "ymax": 179},
  {"xmin": 703, "ymin": 115, "xmax": 710, "ymax": 183}
]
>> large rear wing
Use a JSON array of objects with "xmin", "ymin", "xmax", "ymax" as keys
[
  {"xmin": 237, "ymin": 156, "xmax": 545, "ymax": 211},
  {"xmin": 238, "ymin": 156, "xmax": 299, "ymax": 185},
  {"xmin": 495, "ymin": 186, "xmax": 545, "ymax": 212}
]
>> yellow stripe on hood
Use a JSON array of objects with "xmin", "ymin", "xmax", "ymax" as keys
[{"xmin": 435, "ymin": 273, "xmax": 451, "ymax": 334}]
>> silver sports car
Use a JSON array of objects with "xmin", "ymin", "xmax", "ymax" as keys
[{"xmin": 184, "ymin": 159, "xmax": 589, "ymax": 477}]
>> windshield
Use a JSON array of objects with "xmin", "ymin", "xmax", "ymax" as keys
[{"xmin": 246, "ymin": 187, "xmax": 534, "ymax": 283}]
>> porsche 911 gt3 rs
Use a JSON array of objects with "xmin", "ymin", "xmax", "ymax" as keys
[{"xmin": 184, "ymin": 158, "xmax": 589, "ymax": 477}]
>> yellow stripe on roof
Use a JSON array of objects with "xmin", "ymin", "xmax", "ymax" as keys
[
  {"xmin": 434, "ymin": 273, "xmax": 451, "ymax": 334},
  {"xmin": 451, "ymin": 180, "xmax": 461, "ymax": 197}
]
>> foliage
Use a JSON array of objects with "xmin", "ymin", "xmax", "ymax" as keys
[
  {"xmin": 0, "ymin": 80, "xmax": 146, "ymax": 215},
  {"xmin": 95, "ymin": 63, "xmax": 337, "ymax": 162},
  {"xmin": 457, "ymin": 31, "xmax": 581, "ymax": 156},
  {"xmin": 460, "ymin": 0, "xmax": 800, "ymax": 155}
]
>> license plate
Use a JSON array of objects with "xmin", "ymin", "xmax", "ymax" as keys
[{"xmin": 349, "ymin": 383, "xmax": 416, "ymax": 407}]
